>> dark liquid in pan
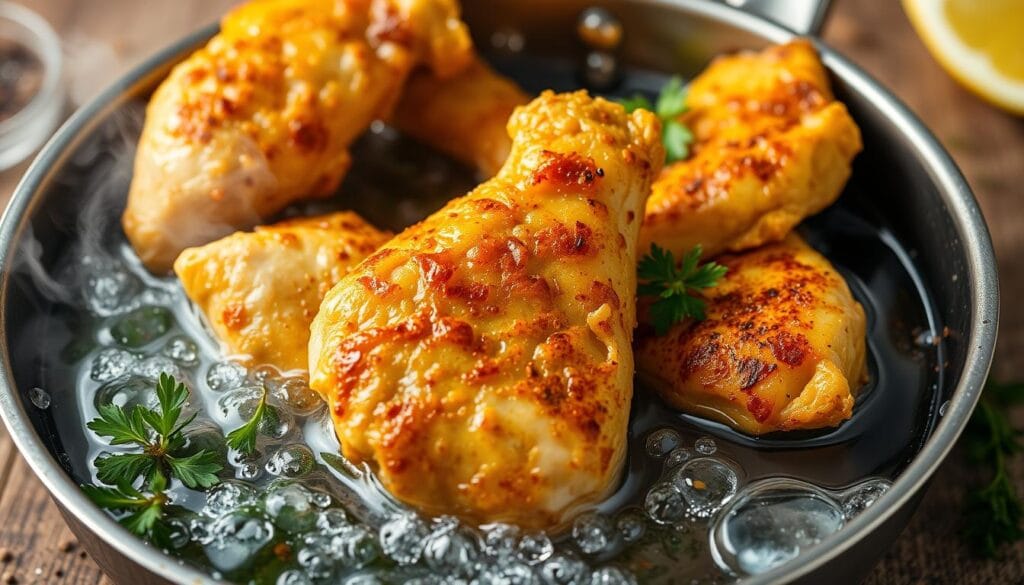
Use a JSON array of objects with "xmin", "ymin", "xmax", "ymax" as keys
[{"xmin": 21, "ymin": 54, "xmax": 943, "ymax": 583}]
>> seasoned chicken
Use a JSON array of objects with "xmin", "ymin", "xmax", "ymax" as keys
[
  {"xmin": 640, "ymin": 40, "xmax": 863, "ymax": 258},
  {"xmin": 391, "ymin": 41, "xmax": 860, "ymax": 258},
  {"xmin": 391, "ymin": 56, "xmax": 530, "ymax": 177},
  {"xmin": 308, "ymin": 91, "xmax": 664, "ymax": 527},
  {"xmin": 124, "ymin": 0, "xmax": 472, "ymax": 272},
  {"xmin": 636, "ymin": 234, "xmax": 867, "ymax": 435},
  {"xmin": 174, "ymin": 212, "xmax": 391, "ymax": 372}
]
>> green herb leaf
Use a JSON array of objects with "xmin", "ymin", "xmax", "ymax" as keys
[
  {"xmin": 81, "ymin": 483, "xmax": 149, "ymax": 510},
  {"xmin": 655, "ymin": 77, "xmax": 688, "ymax": 119},
  {"xmin": 226, "ymin": 389, "xmax": 271, "ymax": 456},
  {"xmin": 111, "ymin": 471, "xmax": 169, "ymax": 539},
  {"xmin": 166, "ymin": 451, "xmax": 222, "ymax": 489},
  {"xmin": 87, "ymin": 404, "xmax": 152, "ymax": 447},
  {"xmin": 616, "ymin": 77, "xmax": 694, "ymax": 163},
  {"xmin": 121, "ymin": 502, "xmax": 165, "ymax": 537},
  {"xmin": 84, "ymin": 374, "xmax": 223, "ymax": 494},
  {"xmin": 148, "ymin": 466, "xmax": 168, "ymax": 493},
  {"xmin": 619, "ymin": 94, "xmax": 653, "ymax": 114},
  {"xmin": 95, "ymin": 453, "xmax": 157, "ymax": 487},
  {"xmin": 663, "ymin": 119, "xmax": 695, "ymax": 163},
  {"xmin": 83, "ymin": 481, "xmax": 167, "ymax": 540},
  {"xmin": 637, "ymin": 244, "xmax": 728, "ymax": 335},
  {"xmin": 960, "ymin": 380, "xmax": 1024, "ymax": 557},
  {"xmin": 151, "ymin": 373, "xmax": 188, "ymax": 437}
]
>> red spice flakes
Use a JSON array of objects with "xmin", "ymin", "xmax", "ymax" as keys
[
  {"xmin": 357, "ymin": 275, "xmax": 397, "ymax": 297},
  {"xmin": 532, "ymin": 150, "xmax": 602, "ymax": 189},
  {"xmin": 746, "ymin": 394, "xmax": 773, "ymax": 423},
  {"xmin": 221, "ymin": 303, "xmax": 248, "ymax": 330},
  {"xmin": 769, "ymin": 330, "xmax": 809, "ymax": 367},
  {"xmin": 289, "ymin": 118, "xmax": 328, "ymax": 153}
]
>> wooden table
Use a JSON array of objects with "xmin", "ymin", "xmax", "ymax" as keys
[{"xmin": 0, "ymin": 0, "xmax": 1020, "ymax": 583}]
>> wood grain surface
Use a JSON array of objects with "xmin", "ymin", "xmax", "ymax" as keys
[{"xmin": 0, "ymin": 0, "xmax": 1020, "ymax": 583}]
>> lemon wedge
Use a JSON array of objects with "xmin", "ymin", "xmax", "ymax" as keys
[{"xmin": 903, "ymin": 0, "xmax": 1024, "ymax": 114}]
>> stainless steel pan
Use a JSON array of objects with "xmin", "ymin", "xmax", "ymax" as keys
[{"xmin": 0, "ymin": 1, "xmax": 998, "ymax": 583}]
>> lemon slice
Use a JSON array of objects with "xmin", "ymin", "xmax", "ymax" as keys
[{"xmin": 903, "ymin": 0, "xmax": 1024, "ymax": 114}]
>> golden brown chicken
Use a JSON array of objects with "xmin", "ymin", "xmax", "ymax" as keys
[
  {"xmin": 391, "ymin": 56, "xmax": 529, "ymax": 177},
  {"xmin": 174, "ymin": 212, "xmax": 391, "ymax": 372},
  {"xmin": 639, "ymin": 40, "xmax": 863, "ymax": 258},
  {"xmin": 636, "ymin": 234, "xmax": 867, "ymax": 435},
  {"xmin": 308, "ymin": 91, "xmax": 664, "ymax": 527},
  {"xmin": 392, "ymin": 41, "xmax": 861, "ymax": 259},
  {"xmin": 124, "ymin": 0, "xmax": 472, "ymax": 272}
]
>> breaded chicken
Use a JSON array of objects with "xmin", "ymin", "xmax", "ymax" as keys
[
  {"xmin": 391, "ymin": 56, "xmax": 529, "ymax": 177},
  {"xmin": 640, "ymin": 40, "xmax": 863, "ymax": 258},
  {"xmin": 124, "ymin": 0, "xmax": 472, "ymax": 272},
  {"xmin": 636, "ymin": 234, "xmax": 867, "ymax": 435},
  {"xmin": 175, "ymin": 212, "xmax": 391, "ymax": 372},
  {"xmin": 308, "ymin": 91, "xmax": 664, "ymax": 527}
]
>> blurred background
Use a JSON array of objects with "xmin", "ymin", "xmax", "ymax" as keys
[{"xmin": 0, "ymin": 0, "xmax": 1020, "ymax": 583}]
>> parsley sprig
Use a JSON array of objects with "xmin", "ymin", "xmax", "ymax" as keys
[
  {"xmin": 619, "ymin": 77, "xmax": 695, "ymax": 163},
  {"xmin": 86, "ymin": 374, "xmax": 222, "ymax": 490},
  {"xmin": 82, "ymin": 470, "xmax": 171, "ymax": 544},
  {"xmin": 638, "ymin": 244, "xmax": 727, "ymax": 335},
  {"xmin": 226, "ymin": 387, "xmax": 277, "ymax": 456},
  {"xmin": 961, "ymin": 379, "xmax": 1024, "ymax": 557}
]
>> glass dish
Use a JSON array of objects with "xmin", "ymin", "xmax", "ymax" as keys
[{"xmin": 0, "ymin": 1, "xmax": 63, "ymax": 172}]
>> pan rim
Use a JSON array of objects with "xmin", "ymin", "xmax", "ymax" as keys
[{"xmin": 0, "ymin": 1, "xmax": 998, "ymax": 584}]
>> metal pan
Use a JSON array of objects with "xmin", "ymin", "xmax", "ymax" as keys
[{"xmin": 0, "ymin": 1, "xmax": 998, "ymax": 583}]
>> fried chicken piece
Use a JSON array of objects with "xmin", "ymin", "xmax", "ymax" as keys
[
  {"xmin": 391, "ymin": 56, "xmax": 530, "ymax": 177},
  {"xmin": 175, "ymin": 212, "xmax": 391, "ymax": 372},
  {"xmin": 308, "ymin": 91, "xmax": 663, "ymax": 527},
  {"xmin": 640, "ymin": 39, "xmax": 863, "ymax": 258},
  {"xmin": 124, "ymin": 0, "xmax": 472, "ymax": 272},
  {"xmin": 636, "ymin": 234, "xmax": 867, "ymax": 435}
]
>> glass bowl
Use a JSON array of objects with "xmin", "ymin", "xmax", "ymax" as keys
[{"xmin": 0, "ymin": 1, "xmax": 63, "ymax": 172}]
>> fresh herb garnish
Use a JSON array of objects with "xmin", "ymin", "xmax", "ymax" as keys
[
  {"xmin": 82, "ymin": 468, "xmax": 171, "ymax": 543},
  {"xmin": 86, "ymin": 373, "xmax": 222, "ymax": 490},
  {"xmin": 961, "ymin": 379, "xmax": 1024, "ymax": 557},
  {"xmin": 638, "ymin": 244, "xmax": 727, "ymax": 335},
  {"xmin": 619, "ymin": 76, "xmax": 695, "ymax": 163},
  {"xmin": 226, "ymin": 387, "xmax": 276, "ymax": 456}
]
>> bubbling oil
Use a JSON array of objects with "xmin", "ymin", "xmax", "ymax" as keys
[{"xmin": 26, "ymin": 60, "xmax": 944, "ymax": 585}]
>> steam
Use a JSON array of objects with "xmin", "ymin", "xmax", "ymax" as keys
[
  {"xmin": 13, "ymin": 235, "xmax": 73, "ymax": 305},
  {"xmin": 9, "ymin": 100, "xmax": 145, "ymax": 310},
  {"xmin": 73, "ymin": 101, "xmax": 143, "ymax": 261}
]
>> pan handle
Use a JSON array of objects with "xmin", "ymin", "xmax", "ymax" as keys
[{"xmin": 726, "ymin": 0, "xmax": 833, "ymax": 36}]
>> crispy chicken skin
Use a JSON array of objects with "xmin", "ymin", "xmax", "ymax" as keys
[
  {"xmin": 392, "ymin": 41, "xmax": 860, "ymax": 259},
  {"xmin": 174, "ymin": 212, "xmax": 391, "ymax": 372},
  {"xmin": 640, "ymin": 40, "xmax": 863, "ymax": 258},
  {"xmin": 124, "ymin": 0, "xmax": 472, "ymax": 272},
  {"xmin": 636, "ymin": 234, "xmax": 867, "ymax": 435},
  {"xmin": 308, "ymin": 91, "xmax": 664, "ymax": 527},
  {"xmin": 391, "ymin": 56, "xmax": 529, "ymax": 177}
]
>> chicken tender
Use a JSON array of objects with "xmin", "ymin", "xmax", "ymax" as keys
[
  {"xmin": 124, "ymin": 0, "xmax": 472, "ymax": 272},
  {"xmin": 640, "ymin": 40, "xmax": 863, "ymax": 258},
  {"xmin": 174, "ymin": 212, "xmax": 391, "ymax": 372},
  {"xmin": 391, "ymin": 56, "xmax": 529, "ymax": 177},
  {"xmin": 636, "ymin": 234, "xmax": 867, "ymax": 435},
  {"xmin": 308, "ymin": 91, "xmax": 664, "ymax": 527}
]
